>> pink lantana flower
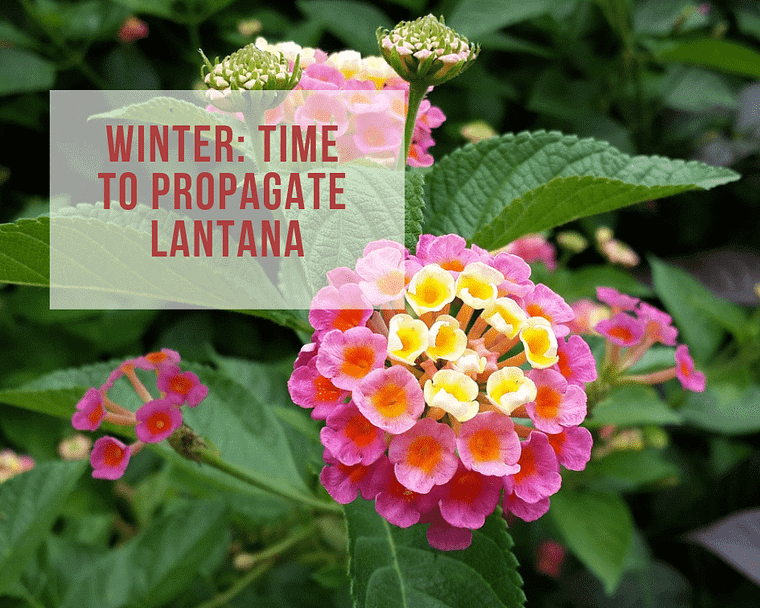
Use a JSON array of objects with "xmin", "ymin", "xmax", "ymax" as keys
[
  {"xmin": 389, "ymin": 418, "xmax": 458, "ymax": 493},
  {"xmin": 523, "ymin": 284, "xmax": 575, "ymax": 337},
  {"xmin": 636, "ymin": 302, "xmax": 678, "ymax": 346},
  {"xmin": 308, "ymin": 283, "xmax": 373, "ymax": 337},
  {"xmin": 90, "ymin": 436, "xmax": 131, "ymax": 480},
  {"xmin": 554, "ymin": 335, "xmax": 597, "ymax": 386},
  {"xmin": 135, "ymin": 399, "xmax": 183, "ymax": 443},
  {"xmin": 157, "ymin": 366, "xmax": 209, "ymax": 407},
  {"xmin": 596, "ymin": 286, "xmax": 639, "ymax": 311},
  {"xmin": 353, "ymin": 366, "xmax": 425, "ymax": 433},
  {"xmin": 510, "ymin": 432, "xmax": 562, "ymax": 504},
  {"xmin": 438, "ymin": 465, "xmax": 504, "ymax": 530},
  {"xmin": 546, "ymin": 426, "xmax": 593, "ymax": 471},
  {"xmin": 320, "ymin": 451, "xmax": 392, "ymax": 504},
  {"xmin": 316, "ymin": 327, "xmax": 388, "ymax": 390},
  {"xmin": 72, "ymin": 388, "xmax": 106, "ymax": 431},
  {"xmin": 503, "ymin": 476, "xmax": 551, "ymax": 522},
  {"xmin": 675, "ymin": 344, "xmax": 706, "ymax": 392},
  {"xmin": 504, "ymin": 234, "xmax": 557, "ymax": 271},
  {"xmin": 595, "ymin": 312, "xmax": 645, "ymax": 347},
  {"xmin": 456, "ymin": 411, "xmax": 521, "ymax": 476},
  {"xmin": 293, "ymin": 234, "xmax": 596, "ymax": 550},
  {"xmin": 320, "ymin": 401, "xmax": 387, "ymax": 466},
  {"xmin": 288, "ymin": 358, "xmax": 349, "ymax": 420},
  {"xmin": 422, "ymin": 504, "xmax": 474, "ymax": 551},
  {"xmin": 526, "ymin": 369, "xmax": 587, "ymax": 434}
]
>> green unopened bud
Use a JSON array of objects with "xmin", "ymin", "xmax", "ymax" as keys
[
  {"xmin": 199, "ymin": 44, "xmax": 301, "ymax": 112},
  {"xmin": 556, "ymin": 231, "xmax": 588, "ymax": 253},
  {"xmin": 377, "ymin": 14, "xmax": 479, "ymax": 86}
]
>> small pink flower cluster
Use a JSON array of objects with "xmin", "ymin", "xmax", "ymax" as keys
[
  {"xmin": 254, "ymin": 39, "xmax": 446, "ymax": 166},
  {"xmin": 592, "ymin": 287, "xmax": 706, "ymax": 392},
  {"xmin": 71, "ymin": 349, "xmax": 209, "ymax": 480},
  {"xmin": 288, "ymin": 234, "xmax": 597, "ymax": 550}
]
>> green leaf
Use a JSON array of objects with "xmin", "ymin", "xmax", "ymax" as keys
[
  {"xmin": 0, "ymin": 461, "xmax": 86, "ymax": 595},
  {"xmin": 296, "ymin": 0, "xmax": 392, "ymax": 56},
  {"xmin": 681, "ymin": 383, "xmax": 760, "ymax": 435},
  {"xmin": 0, "ymin": 216, "xmax": 50, "ymax": 286},
  {"xmin": 405, "ymin": 170, "xmax": 425, "ymax": 252},
  {"xmin": 0, "ymin": 49, "xmax": 56, "ymax": 96},
  {"xmin": 582, "ymin": 449, "xmax": 681, "ymax": 492},
  {"xmin": 51, "ymin": 204, "xmax": 286, "ymax": 309},
  {"xmin": 346, "ymin": 498, "xmax": 525, "ymax": 608},
  {"xmin": 423, "ymin": 131, "xmax": 739, "ymax": 250},
  {"xmin": 61, "ymin": 499, "xmax": 230, "ymax": 608},
  {"xmin": 550, "ymin": 489, "xmax": 633, "ymax": 595},
  {"xmin": 661, "ymin": 66, "xmax": 737, "ymax": 113},
  {"xmin": 447, "ymin": 0, "xmax": 549, "ymax": 39},
  {"xmin": 590, "ymin": 385, "xmax": 682, "ymax": 427},
  {"xmin": 657, "ymin": 39, "xmax": 760, "ymax": 80},
  {"xmin": 650, "ymin": 257, "xmax": 726, "ymax": 362}
]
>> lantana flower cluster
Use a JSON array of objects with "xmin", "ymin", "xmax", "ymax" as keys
[
  {"xmin": 251, "ymin": 38, "xmax": 446, "ymax": 167},
  {"xmin": 288, "ymin": 234, "xmax": 597, "ymax": 550},
  {"xmin": 591, "ymin": 286, "xmax": 706, "ymax": 392},
  {"xmin": 71, "ymin": 349, "xmax": 209, "ymax": 480}
]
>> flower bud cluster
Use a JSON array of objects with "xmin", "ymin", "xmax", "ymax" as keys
[
  {"xmin": 377, "ymin": 15, "xmax": 479, "ymax": 86},
  {"xmin": 201, "ymin": 44, "xmax": 302, "ymax": 92},
  {"xmin": 210, "ymin": 38, "xmax": 447, "ymax": 167},
  {"xmin": 592, "ymin": 286, "xmax": 706, "ymax": 392},
  {"xmin": 71, "ymin": 349, "xmax": 209, "ymax": 480},
  {"xmin": 288, "ymin": 234, "xmax": 597, "ymax": 550}
]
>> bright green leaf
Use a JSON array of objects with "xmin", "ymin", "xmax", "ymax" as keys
[
  {"xmin": 447, "ymin": 0, "xmax": 549, "ymax": 39},
  {"xmin": 0, "ymin": 49, "xmax": 56, "ymax": 96},
  {"xmin": 424, "ymin": 131, "xmax": 739, "ymax": 250},
  {"xmin": 650, "ymin": 257, "xmax": 726, "ymax": 362},
  {"xmin": 346, "ymin": 499, "xmax": 525, "ymax": 608},
  {"xmin": 550, "ymin": 489, "xmax": 633, "ymax": 595},
  {"xmin": 590, "ymin": 385, "xmax": 682, "ymax": 427},
  {"xmin": 657, "ymin": 39, "xmax": 760, "ymax": 80},
  {"xmin": 0, "ymin": 216, "xmax": 50, "ymax": 286},
  {"xmin": 0, "ymin": 461, "xmax": 86, "ymax": 595}
]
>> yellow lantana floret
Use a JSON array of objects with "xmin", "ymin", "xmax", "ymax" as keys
[
  {"xmin": 486, "ymin": 367, "xmax": 537, "ymax": 414},
  {"xmin": 520, "ymin": 317, "xmax": 559, "ymax": 368},
  {"xmin": 388, "ymin": 314, "xmax": 429, "ymax": 364},
  {"xmin": 423, "ymin": 369, "xmax": 479, "ymax": 422},
  {"xmin": 455, "ymin": 262, "xmax": 504, "ymax": 309},
  {"xmin": 426, "ymin": 315, "xmax": 467, "ymax": 361},
  {"xmin": 406, "ymin": 264, "xmax": 456, "ymax": 315},
  {"xmin": 482, "ymin": 297, "xmax": 528, "ymax": 339}
]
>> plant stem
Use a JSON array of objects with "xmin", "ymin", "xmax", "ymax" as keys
[
  {"xmin": 193, "ymin": 561, "xmax": 274, "ymax": 608},
  {"xmin": 401, "ymin": 82, "xmax": 428, "ymax": 168}
]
